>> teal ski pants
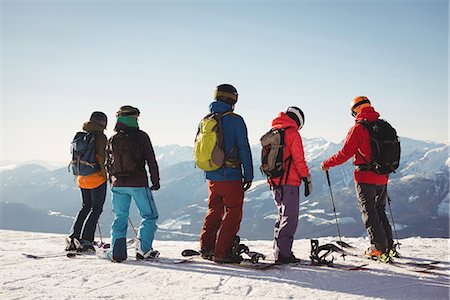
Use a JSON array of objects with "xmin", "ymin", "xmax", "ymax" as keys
[{"xmin": 110, "ymin": 187, "xmax": 158, "ymax": 259}]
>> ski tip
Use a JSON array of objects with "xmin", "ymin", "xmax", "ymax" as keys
[
  {"xmin": 181, "ymin": 249, "xmax": 201, "ymax": 257},
  {"xmin": 173, "ymin": 257, "xmax": 195, "ymax": 264},
  {"xmin": 336, "ymin": 241, "xmax": 354, "ymax": 248},
  {"xmin": 346, "ymin": 264, "xmax": 370, "ymax": 271},
  {"xmin": 22, "ymin": 253, "xmax": 40, "ymax": 259}
]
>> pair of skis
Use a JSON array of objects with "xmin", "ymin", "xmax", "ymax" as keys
[
  {"xmin": 181, "ymin": 249, "xmax": 277, "ymax": 270},
  {"xmin": 22, "ymin": 251, "xmax": 94, "ymax": 259},
  {"xmin": 22, "ymin": 238, "xmax": 446, "ymax": 276},
  {"xmin": 180, "ymin": 249, "xmax": 369, "ymax": 271},
  {"xmin": 334, "ymin": 242, "xmax": 447, "ymax": 276},
  {"xmin": 22, "ymin": 239, "xmax": 110, "ymax": 259}
]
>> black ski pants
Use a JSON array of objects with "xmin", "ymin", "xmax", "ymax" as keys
[
  {"xmin": 355, "ymin": 183, "xmax": 394, "ymax": 252},
  {"xmin": 70, "ymin": 182, "xmax": 107, "ymax": 242}
]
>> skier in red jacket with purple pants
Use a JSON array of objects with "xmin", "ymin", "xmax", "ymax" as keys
[{"xmin": 267, "ymin": 106, "xmax": 312, "ymax": 264}]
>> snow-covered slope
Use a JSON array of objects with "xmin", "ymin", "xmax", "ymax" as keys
[{"xmin": 1, "ymin": 230, "xmax": 449, "ymax": 300}]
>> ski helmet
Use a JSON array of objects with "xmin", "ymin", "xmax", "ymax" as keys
[
  {"xmin": 116, "ymin": 105, "xmax": 140, "ymax": 118},
  {"xmin": 350, "ymin": 96, "xmax": 371, "ymax": 117},
  {"xmin": 213, "ymin": 84, "xmax": 238, "ymax": 105},
  {"xmin": 89, "ymin": 111, "xmax": 108, "ymax": 128},
  {"xmin": 286, "ymin": 106, "xmax": 305, "ymax": 130}
]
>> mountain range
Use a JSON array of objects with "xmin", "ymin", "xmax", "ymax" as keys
[{"xmin": 0, "ymin": 137, "xmax": 448, "ymax": 241}]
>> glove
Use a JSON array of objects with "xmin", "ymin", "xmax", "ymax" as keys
[
  {"xmin": 150, "ymin": 183, "xmax": 160, "ymax": 191},
  {"xmin": 242, "ymin": 181, "xmax": 252, "ymax": 192},
  {"xmin": 320, "ymin": 162, "xmax": 329, "ymax": 171},
  {"xmin": 302, "ymin": 175, "xmax": 312, "ymax": 197}
]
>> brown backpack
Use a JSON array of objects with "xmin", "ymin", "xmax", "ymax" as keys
[{"xmin": 106, "ymin": 130, "xmax": 144, "ymax": 177}]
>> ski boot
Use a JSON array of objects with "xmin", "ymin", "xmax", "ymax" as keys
[
  {"xmin": 364, "ymin": 247, "xmax": 392, "ymax": 263},
  {"xmin": 135, "ymin": 238, "xmax": 160, "ymax": 260},
  {"xmin": 213, "ymin": 255, "xmax": 243, "ymax": 264},
  {"xmin": 106, "ymin": 250, "xmax": 127, "ymax": 263},
  {"xmin": 136, "ymin": 249, "xmax": 160, "ymax": 260},
  {"xmin": 80, "ymin": 240, "xmax": 95, "ymax": 252},
  {"xmin": 200, "ymin": 248, "xmax": 214, "ymax": 261},
  {"xmin": 388, "ymin": 245, "xmax": 401, "ymax": 258},
  {"xmin": 65, "ymin": 237, "xmax": 82, "ymax": 251},
  {"xmin": 276, "ymin": 253, "xmax": 301, "ymax": 265},
  {"xmin": 214, "ymin": 236, "xmax": 245, "ymax": 264}
]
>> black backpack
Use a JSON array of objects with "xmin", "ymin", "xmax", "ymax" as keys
[
  {"xmin": 70, "ymin": 132, "xmax": 99, "ymax": 176},
  {"xmin": 358, "ymin": 119, "xmax": 401, "ymax": 174},
  {"xmin": 106, "ymin": 130, "xmax": 145, "ymax": 177},
  {"xmin": 260, "ymin": 128, "xmax": 292, "ymax": 188}
]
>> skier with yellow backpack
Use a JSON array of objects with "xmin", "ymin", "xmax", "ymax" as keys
[{"xmin": 194, "ymin": 84, "xmax": 253, "ymax": 264}]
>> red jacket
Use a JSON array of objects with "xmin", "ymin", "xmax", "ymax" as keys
[
  {"xmin": 269, "ymin": 112, "xmax": 310, "ymax": 187},
  {"xmin": 322, "ymin": 107, "xmax": 388, "ymax": 185}
]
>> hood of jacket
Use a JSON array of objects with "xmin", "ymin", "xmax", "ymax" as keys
[
  {"xmin": 209, "ymin": 100, "xmax": 234, "ymax": 114},
  {"xmin": 355, "ymin": 106, "xmax": 380, "ymax": 123},
  {"xmin": 82, "ymin": 121, "xmax": 105, "ymax": 133},
  {"xmin": 271, "ymin": 112, "xmax": 299, "ymax": 130}
]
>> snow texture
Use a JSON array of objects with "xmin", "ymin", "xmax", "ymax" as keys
[{"xmin": 1, "ymin": 230, "xmax": 449, "ymax": 300}]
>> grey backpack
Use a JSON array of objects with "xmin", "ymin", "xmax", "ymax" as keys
[{"xmin": 260, "ymin": 129, "xmax": 292, "ymax": 188}]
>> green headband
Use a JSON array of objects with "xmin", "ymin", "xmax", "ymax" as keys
[{"xmin": 117, "ymin": 116, "xmax": 138, "ymax": 128}]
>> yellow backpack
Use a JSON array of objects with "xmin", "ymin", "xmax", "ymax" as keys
[{"xmin": 194, "ymin": 112, "xmax": 231, "ymax": 171}]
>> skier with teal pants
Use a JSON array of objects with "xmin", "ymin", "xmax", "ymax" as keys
[{"xmin": 106, "ymin": 105, "xmax": 161, "ymax": 262}]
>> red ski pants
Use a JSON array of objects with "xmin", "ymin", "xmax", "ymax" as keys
[{"xmin": 200, "ymin": 180, "xmax": 244, "ymax": 258}]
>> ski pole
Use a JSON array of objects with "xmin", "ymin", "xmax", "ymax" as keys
[
  {"xmin": 387, "ymin": 196, "xmax": 401, "ymax": 249},
  {"xmin": 128, "ymin": 217, "xmax": 138, "ymax": 238},
  {"xmin": 97, "ymin": 222, "xmax": 103, "ymax": 244},
  {"xmin": 326, "ymin": 170, "xmax": 346, "ymax": 260}
]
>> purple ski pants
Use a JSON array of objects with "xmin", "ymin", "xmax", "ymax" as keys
[{"xmin": 273, "ymin": 185, "xmax": 300, "ymax": 260}]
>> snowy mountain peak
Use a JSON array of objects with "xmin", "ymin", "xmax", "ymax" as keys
[{"xmin": 401, "ymin": 145, "xmax": 449, "ymax": 178}]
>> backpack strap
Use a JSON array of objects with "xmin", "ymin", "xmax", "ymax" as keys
[
  {"xmin": 280, "ymin": 128, "xmax": 292, "ymax": 187},
  {"xmin": 356, "ymin": 119, "xmax": 374, "ymax": 172},
  {"xmin": 213, "ymin": 112, "xmax": 226, "ymax": 151},
  {"xmin": 212, "ymin": 111, "xmax": 233, "ymax": 118},
  {"xmin": 224, "ymin": 158, "xmax": 241, "ymax": 168},
  {"xmin": 268, "ymin": 129, "xmax": 291, "ymax": 190},
  {"xmin": 105, "ymin": 136, "xmax": 113, "ymax": 183},
  {"xmin": 356, "ymin": 149, "xmax": 372, "ymax": 171},
  {"xmin": 216, "ymin": 111, "xmax": 242, "ymax": 169},
  {"xmin": 276, "ymin": 155, "xmax": 293, "ymax": 188},
  {"xmin": 70, "ymin": 159, "xmax": 97, "ymax": 168},
  {"xmin": 284, "ymin": 156, "xmax": 293, "ymax": 184}
]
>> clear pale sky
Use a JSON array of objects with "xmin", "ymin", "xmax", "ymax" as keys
[{"xmin": 1, "ymin": 0, "xmax": 448, "ymax": 165}]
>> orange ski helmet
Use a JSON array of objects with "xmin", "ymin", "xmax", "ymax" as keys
[{"xmin": 350, "ymin": 96, "xmax": 371, "ymax": 117}]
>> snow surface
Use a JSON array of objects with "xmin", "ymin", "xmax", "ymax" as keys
[{"xmin": 1, "ymin": 230, "xmax": 449, "ymax": 300}]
